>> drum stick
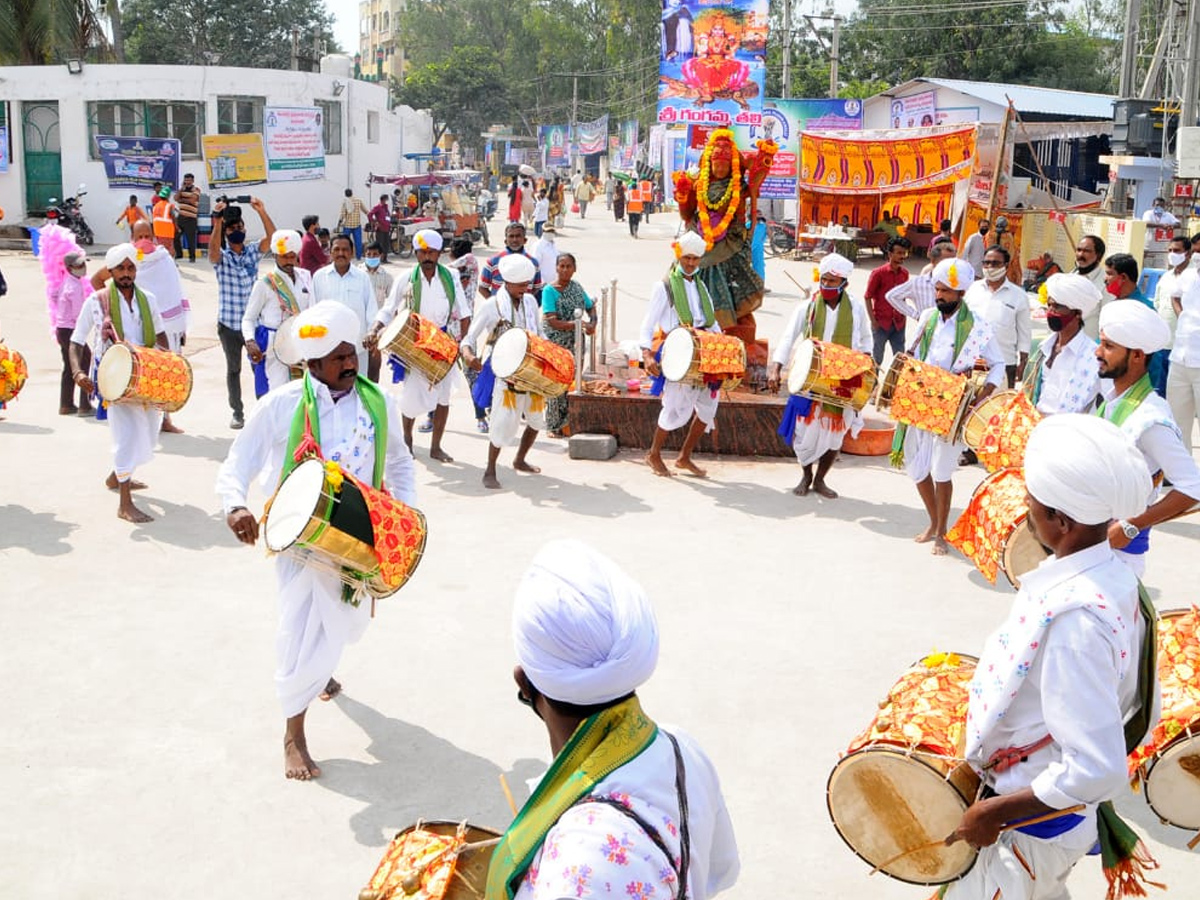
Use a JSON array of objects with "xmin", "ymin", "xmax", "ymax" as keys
[
  {"xmin": 784, "ymin": 270, "xmax": 813, "ymax": 298},
  {"xmin": 499, "ymin": 773, "xmax": 519, "ymax": 816},
  {"xmin": 398, "ymin": 836, "xmax": 504, "ymax": 893},
  {"xmin": 1188, "ymin": 831, "xmax": 1200, "ymax": 851}
]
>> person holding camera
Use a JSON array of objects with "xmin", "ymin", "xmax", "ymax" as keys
[{"xmin": 209, "ymin": 195, "xmax": 277, "ymax": 429}]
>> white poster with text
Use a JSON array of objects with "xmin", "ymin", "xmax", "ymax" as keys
[{"xmin": 264, "ymin": 106, "xmax": 325, "ymax": 182}]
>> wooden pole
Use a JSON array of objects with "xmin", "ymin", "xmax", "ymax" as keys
[
  {"xmin": 1005, "ymin": 96, "xmax": 1078, "ymax": 250},
  {"xmin": 984, "ymin": 102, "xmax": 1013, "ymax": 228}
]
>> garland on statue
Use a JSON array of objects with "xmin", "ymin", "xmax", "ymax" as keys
[{"xmin": 695, "ymin": 128, "xmax": 742, "ymax": 250}]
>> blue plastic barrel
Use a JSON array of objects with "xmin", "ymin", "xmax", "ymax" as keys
[{"xmin": 28, "ymin": 226, "xmax": 41, "ymax": 257}]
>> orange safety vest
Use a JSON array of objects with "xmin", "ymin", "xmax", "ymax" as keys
[{"xmin": 152, "ymin": 198, "xmax": 176, "ymax": 238}]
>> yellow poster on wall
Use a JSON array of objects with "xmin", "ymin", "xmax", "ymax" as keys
[{"xmin": 201, "ymin": 133, "xmax": 268, "ymax": 187}]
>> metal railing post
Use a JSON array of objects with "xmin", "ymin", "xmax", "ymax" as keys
[{"xmin": 573, "ymin": 308, "xmax": 585, "ymax": 393}]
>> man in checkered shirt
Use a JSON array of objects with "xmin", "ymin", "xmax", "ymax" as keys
[{"xmin": 479, "ymin": 222, "xmax": 544, "ymax": 300}]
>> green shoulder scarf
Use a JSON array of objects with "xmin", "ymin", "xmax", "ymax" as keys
[
  {"xmin": 108, "ymin": 282, "xmax": 156, "ymax": 347},
  {"xmin": 665, "ymin": 266, "xmax": 715, "ymax": 328},
  {"xmin": 282, "ymin": 371, "xmax": 390, "ymax": 489},
  {"xmin": 485, "ymin": 696, "xmax": 658, "ymax": 900},
  {"xmin": 409, "ymin": 264, "xmax": 458, "ymax": 323},
  {"xmin": 1096, "ymin": 373, "xmax": 1154, "ymax": 428},
  {"xmin": 889, "ymin": 303, "xmax": 974, "ymax": 468},
  {"xmin": 806, "ymin": 293, "xmax": 854, "ymax": 416}
]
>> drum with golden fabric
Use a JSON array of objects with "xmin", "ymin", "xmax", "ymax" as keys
[
  {"xmin": 946, "ymin": 467, "xmax": 1048, "ymax": 589},
  {"xmin": 1129, "ymin": 608, "xmax": 1200, "ymax": 830},
  {"xmin": 490, "ymin": 328, "xmax": 575, "ymax": 398},
  {"xmin": 263, "ymin": 458, "xmax": 426, "ymax": 601},
  {"xmin": 961, "ymin": 390, "xmax": 1042, "ymax": 473},
  {"xmin": 96, "ymin": 342, "xmax": 192, "ymax": 412},
  {"xmin": 360, "ymin": 820, "xmax": 501, "ymax": 900},
  {"xmin": 875, "ymin": 353, "xmax": 977, "ymax": 441},
  {"xmin": 786, "ymin": 338, "xmax": 877, "ymax": 412},
  {"xmin": 0, "ymin": 344, "xmax": 29, "ymax": 403},
  {"xmin": 379, "ymin": 311, "xmax": 460, "ymax": 385},
  {"xmin": 827, "ymin": 652, "xmax": 980, "ymax": 884},
  {"xmin": 660, "ymin": 327, "xmax": 746, "ymax": 390}
]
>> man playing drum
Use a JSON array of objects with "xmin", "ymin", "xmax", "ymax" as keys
[
  {"xmin": 215, "ymin": 301, "xmax": 416, "ymax": 781},
  {"xmin": 943, "ymin": 414, "xmax": 1159, "ymax": 900},
  {"xmin": 1095, "ymin": 300, "xmax": 1200, "ymax": 578},
  {"xmin": 768, "ymin": 252, "xmax": 872, "ymax": 498},
  {"xmin": 491, "ymin": 539, "xmax": 740, "ymax": 900},
  {"xmin": 895, "ymin": 258, "xmax": 1005, "ymax": 555},
  {"xmin": 366, "ymin": 229, "xmax": 471, "ymax": 462},
  {"xmin": 70, "ymin": 243, "xmax": 169, "ymax": 524},
  {"xmin": 640, "ymin": 231, "xmax": 724, "ymax": 478},
  {"xmin": 461, "ymin": 253, "xmax": 546, "ymax": 490},
  {"xmin": 1022, "ymin": 273, "xmax": 1103, "ymax": 415},
  {"xmin": 242, "ymin": 230, "xmax": 315, "ymax": 396}
]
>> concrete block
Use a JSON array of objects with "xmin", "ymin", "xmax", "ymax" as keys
[{"xmin": 568, "ymin": 433, "xmax": 618, "ymax": 460}]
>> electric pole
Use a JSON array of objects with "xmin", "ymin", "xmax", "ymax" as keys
[
  {"xmin": 782, "ymin": 0, "xmax": 792, "ymax": 99},
  {"xmin": 830, "ymin": 16, "xmax": 841, "ymax": 99}
]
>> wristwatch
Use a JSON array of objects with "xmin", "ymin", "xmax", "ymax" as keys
[{"xmin": 1118, "ymin": 519, "xmax": 1140, "ymax": 540}]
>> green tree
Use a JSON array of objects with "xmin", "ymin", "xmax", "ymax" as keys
[
  {"xmin": 0, "ymin": 0, "xmax": 110, "ymax": 65},
  {"xmin": 395, "ymin": 46, "xmax": 511, "ymax": 148}
]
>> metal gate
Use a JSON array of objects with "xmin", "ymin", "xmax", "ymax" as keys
[{"xmin": 22, "ymin": 101, "xmax": 62, "ymax": 215}]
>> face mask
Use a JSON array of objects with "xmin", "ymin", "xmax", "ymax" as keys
[
  {"xmin": 983, "ymin": 266, "xmax": 1006, "ymax": 283},
  {"xmin": 365, "ymin": 257, "xmax": 381, "ymax": 269},
  {"xmin": 1046, "ymin": 312, "xmax": 1071, "ymax": 332},
  {"xmin": 134, "ymin": 238, "xmax": 157, "ymax": 254},
  {"xmin": 979, "ymin": 227, "xmax": 989, "ymax": 235},
  {"xmin": 1168, "ymin": 251, "xmax": 1188, "ymax": 267},
  {"xmin": 819, "ymin": 286, "xmax": 842, "ymax": 301},
  {"xmin": 1106, "ymin": 280, "xmax": 1122, "ymax": 297},
  {"xmin": 227, "ymin": 229, "xmax": 246, "ymax": 245},
  {"xmin": 1153, "ymin": 206, "xmax": 1164, "ymax": 215},
  {"xmin": 936, "ymin": 300, "xmax": 960, "ymax": 315}
]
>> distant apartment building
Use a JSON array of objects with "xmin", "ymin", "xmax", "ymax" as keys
[{"xmin": 358, "ymin": 0, "xmax": 407, "ymax": 84}]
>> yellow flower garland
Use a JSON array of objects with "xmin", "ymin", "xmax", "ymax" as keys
[{"xmin": 695, "ymin": 128, "xmax": 742, "ymax": 251}]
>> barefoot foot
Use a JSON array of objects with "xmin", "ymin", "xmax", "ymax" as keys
[
  {"xmin": 319, "ymin": 677, "xmax": 341, "ymax": 701},
  {"xmin": 674, "ymin": 458, "xmax": 707, "ymax": 478},
  {"xmin": 914, "ymin": 526, "xmax": 937, "ymax": 544},
  {"xmin": 118, "ymin": 504, "xmax": 154, "ymax": 524},
  {"xmin": 482, "ymin": 472, "xmax": 502, "ymax": 490},
  {"xmin": 813, "ymin": 481, "xmax": 838, "ymax": 499},
  {"xmin": 160, "ymin": 420, "xmax": 184, "ymax": 434},
  {"xmin": 931, "ymin": 537, "xmax": 949, "ymax": 556},
  {"xmin": 106, "ymin": 475, "xmax": 148, "ymax": 491},
  {"xmin": 284, "ymin": 738, "xmax": 321, "ymax": 780},
  {"xmin": 645, "ymin": 453, "xmax": 673, "ymax": 477},
  {"xmin": 792, "ymin": 473, "xmax": 813, "ymax": 496},
  {"xmin": 429, "ymin": 448, "xmax": 454, "ymax": 463},
  {"xmin": 513, "ymin": 460, "xmax": 541, "ymax": 474}
]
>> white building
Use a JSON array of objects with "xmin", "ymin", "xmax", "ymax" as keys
[{"xmin": 0, "ymin": 60, "xmax": 433, "ymax": 245}]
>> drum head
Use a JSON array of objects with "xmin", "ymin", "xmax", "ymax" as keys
[
  {"xmin": 264, "ymin": 459, "xmax": 326, "ymax": 552},
  {"xmin": 272, "ymin": 316, "xmax": 302, "ymax": 367},
  {"xmin": 377, "ymin": 311, "xmax": 410, "ymax": 354},
  {"xmin": 97, "ymin": 344, "xmax": 134, "ymax": 399},
  {"xmin": 1144, "ymin": 731, "xmax": 1200, "ymax": 829},
  {"xmin": 660, "ymin": 328, "xmax": 696, "ymax": 382},
  {"xmin": 962, "ymin": 391, "xmax": 1018, "ymax": 452},
  {"xmin": 786, "ymin": 340, "xmax": 817, "ymax": 395},
  {"xmin": 1001, "ymin": 519, "xmax": 1049, "ymax": 589},
  {"xmin": 827, "ymin": 748, "xmax": 976, "ymax": 884},
  {"xmin": 490, "ymin": 327, "xmax": 529, "ymax": 379}
]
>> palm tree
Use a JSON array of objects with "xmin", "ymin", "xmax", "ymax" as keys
[{"xmin": 0, "ymin": 0, "xmax": 112, "ymax": 66}]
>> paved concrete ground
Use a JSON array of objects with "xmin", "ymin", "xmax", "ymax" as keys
[{"xmin": 2, "ymin": 208, "xmax": 1199, "ymax": 899}]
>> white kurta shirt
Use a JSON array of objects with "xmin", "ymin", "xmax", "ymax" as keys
[
  {"xmin": 462, "ymin": 289, "xmax": 544, "ymax": 357},
  {"xmin": 1032, "ymin": 330, "xmax": 1102, "ymax": 415},
  {"xmin": 241, "ymin": 266, "xmax": 315, "ymax": 340},
  {"xmin": 966, "ymin": 279, "xmax": 1032, "ymax": 365},
  {"xmin": 771, "ymin": 293, "xmax": 872, "ymax": 366},
  {"xmin": 1172, "ymin": 275, "xmax": 1200, "ymax": 366},
  {"xmin": 912, "ymin": 307, "xmax": 1007, "ymax": 387},
  {"xmin": 639, "ymin": 276, "xmax": 721, "ymax": 349},
  {"xmin": 1098, "ymin": 385, "xmax": 1200, "ymax": 498},
  {"xmin": 377, "ymin": 266, "xmax": 471, "ymax": 331},
  {"xmin": 71, "ymin": 286, "xmax": 166, "ymax": 350}
]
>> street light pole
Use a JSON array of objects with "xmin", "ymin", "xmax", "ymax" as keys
[{"xmin": 830, "ymin": 16, "xmax": 841, "ymax": 99}]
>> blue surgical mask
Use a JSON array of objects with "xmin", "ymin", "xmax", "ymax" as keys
[{"xmin": 365, "ymin": 257, "xmax": 382, "ymax": 269}]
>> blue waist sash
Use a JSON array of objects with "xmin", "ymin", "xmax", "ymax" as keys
[
  {"xmin": 649, "ymin": 344, "xmax": 666, "ymax": 397},
  {"xmin": 471, "ymin": 357, "xmax": 496, "ymax": 410},
  {"xmin": 251, "ymin": 325, "xmax": 275, "ymax": 398},
  {"xmin": 777, "ymin": 394, "xmax": 813, "ymax": 445},
  {"xmin": 1124, "ymin": 526, "xmax": 1152, "ymax": 555}
]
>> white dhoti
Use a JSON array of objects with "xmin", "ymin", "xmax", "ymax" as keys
[
  {"xmin": 903, "ymin": 427, "xmax": 962, "ymax": 482},
  {"xmin": 942, "ymin": 829, "xmax": 1086, "ymax": 900},
  {"xmin": 399, "ymin": 367, "xmax": 456, "ymax": 419},
  {"xmin": 658, "ymin": 381, "xmax": 719, "ymax": 432},
  {"xmin": 274, "ymin": 556, "xmax": 371, "ymax": 717},
  {"xmin": 1115, "ymin": 548, "xmax": 1148, "ymax": 579},
  {"xmin": 490, "ymin": 382, "xmax": 546, "ymax": 447},
  {"xmin": 792, "ymin": 407, "xmax": 862, "ymax": 466},
  {"xmin": 108, "ymin": 401, "xmax": 161, "ymax": 481}
]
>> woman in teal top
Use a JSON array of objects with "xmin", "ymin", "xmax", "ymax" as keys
[{"xmin": 540, "ymin": 252, "xmax": 596, "ymax": 437}]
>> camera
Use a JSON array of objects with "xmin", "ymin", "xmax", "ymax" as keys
[{"xmin": 215, "ymin": 194, "xmax": 252, "ymax": 205}]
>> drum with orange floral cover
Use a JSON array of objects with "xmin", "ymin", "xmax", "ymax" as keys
[
  {"xmin": 96, "ymin": 342, "xmax": 192, "ymax": 412},
  {"xmin": 660, "ymin": 327, "xmax": 746, "ymax": 390},
  {"xmin": 1130, "ymin": 608, "xmax": 1200, "ymax": 830},
  {"xmin": 961, "ymin": 390, "xmax": 1042, "ymax": 473},
  {"xmin": 360, "ymin": 821, "xmax": 501, "ymax": 900},
  {"xmin": 946, "ymin": 467, "xmax": 1048, "ymax": 589},
  {"xmin": 378, "ymin": 311, "xmax": 460, "ymax": 385},
  {"xmin": 876, "ymin": 353, "xmax": 979, "ymax": 441},
  {"xmin": 490, "ymin": 328, "xmax": 575, "ymax": 398},
  {"xmin": 786, "ymin": 338, "xmax": 877, "ymax": 412},
  {"xmin": 0, "ymin": 344, "xmax": 29, "ymax": 403},
  {"xmin": 827, "ymin": 653, "xmax": 981, "ymax": 885}
]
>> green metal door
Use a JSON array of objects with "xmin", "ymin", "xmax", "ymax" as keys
[{"xmin": 23, "ymin": 101, "xmax": 62, "ymax": 215}]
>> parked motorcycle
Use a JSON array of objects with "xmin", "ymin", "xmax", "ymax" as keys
[
  {"xmin": 766, "ymin": 219, "xmax": 797, "ymax": 256},
  {"xmin": 46, "ymin": 184, "xmax": 94, "ymax": 245}
]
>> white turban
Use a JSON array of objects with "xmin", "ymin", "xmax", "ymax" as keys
[
  {"xmin": 512, "ymin": 540, "xmax": 659, "ymax": 706},
  {"xmin": 1045, "ymin": 272, "xmax": 1101, "ymax": 317},
  {"xmin": 931, "ymin": 258, "xmax": 974, "ymax": 291},
  {"xmin": 270, "ymin": 230, "xmax": 302, "ymax": 257},
  {"xmin": 289, "ymin": 300, "xmax": 362, "ymax": 362},
  {"xmin": 413, "ymin": 229, "xmax": 443, "ymax": 252},
  {"xmin": 675, "ymin": 231, "xmax": 708, "ymax": 257},
  {"xmin": 105, "ymin": 243, "xmax": 140, "ymax": 271},
  {"xmin": 1024, "ymin": 414, "xmax": 1152, "ymax": 525},
  {"xmin": 498, "ymin": 253, "xmax": 536, "ymax": 284},
  {"xmin": 819, "ymin": 252, "xmax": 854, "ymax": 280},
  {"xmin": 1099, "ymin": 300, "xmax": 1171, "ymax": 353}
]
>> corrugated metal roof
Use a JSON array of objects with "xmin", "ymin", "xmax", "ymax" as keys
[{"xmin": 914, "ymin": 78, "xmax": 1115, "ymax": 119}]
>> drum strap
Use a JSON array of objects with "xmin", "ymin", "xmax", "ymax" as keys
[
  {"xmin": 409, "ymin": 264, "xmax": 458, "ymax": 325},
  {"xmin": 283, "ymin": 373, "xmax": 389, "ymax": 489},
  {"xmin": 665, "ymin": 266, "xmax": 715, "ymax": 329},
  {"xmin": 107, "ymin": 283, "xmax": 156, "ymax": 348},
  {"xmin": 264, "ymin": 271, "xmax": 301, "ymax": 317}
]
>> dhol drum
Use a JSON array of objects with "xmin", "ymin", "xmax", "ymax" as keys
[
  {"xmin": 660, "ymin": 327, "xmax": 746, "ymax": 390},
  {"xmin": 0, "ymin": 344, "xmax": 29, "ymax": 403},
  {"xmin": 379, "ymin": 311, "xmax": 460, "ymax": 385},
  {"xmin": 1130, "ymin": 608, "xmax": 1200, "ymax": 831},
  {"xmin": 96, "ymin": 342, "xmax": 193, "ymax": 412},
  {"xmin": 827, "ymin": 652, "xmax": 980, "ymax": 885},
  {"xmin": 360, "ymin": 820, "xmax": 501, "ymax": 900},
  {"xmin": 961, "ymin": 390, "xmax": 1042, "ymax": 473},
  {"xmin": 875, "ymin": 353, "xmax": 978, "ymax": 441},
  {"xmin": 786, "ymin": 339, "xmax": 877, "ymax": 412},
  {"xmin": 263, "ymin": 458, "xmax": 427, "ymax": 601},
  {"xmin": 946, "ymin": 467, "xmax": 1048, "ymax": 588},
  {"xmin": 490, "ymin": 328, "xmax": 575, "ymax": 398}
]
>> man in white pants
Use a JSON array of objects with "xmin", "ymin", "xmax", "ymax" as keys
[
  {"xmin": 367, "ymin": 228, "xmax": 471, "ymax": 461},
  {"xmin": 640, "ymin": 231, "xmax": 724, "ymax": 478},
  {"xmin": 1167, "ymin": 265, "xmax": 1200, "ymax": 452},
  {"xmin": 242, "ymin": 230, "xmax": 314, "ymax": 395}
]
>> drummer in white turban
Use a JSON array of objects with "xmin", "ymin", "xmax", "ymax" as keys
[
  {"xmin": 461, "ymin": 252, "xmax": 547, "ymax": 489},
  {"xmin": 216, "ymin": 300, "xmax": 415, "ymax": 781},
  {"xmin": 366, "ymin": 228, "xmax": 471, "ymax": 462},
  {"xmin": 69, "ymin": 241, "xmax": 168, "ymax": 523},
  {"xmin": 1022, "ymin": 272, "xmax": 1104, "ymax": 415},
  {"xmin": 242, "ymin": 228, "xmax": 314, "ymax": 395},
  {"xmin": 638, "ymin": 231, "xmax": 725, "ymax": 478},
  {"xmin": 943, "ymin": 414, "xmax": 1160, "ymax": 900},
  {"xmin": 1095, "ymin": 299, "xmax": 1200, "ymax": 577},
  {"xmin": 767, "ymin": 253, "xmax": 872, "ymax": 498},
  {"xmin": 494, "ymin": 540, "xmax": 740, "ymax": 900},
  {"xmin": 893, "ymin": 258, "xmax": 1006, "ymax": 555}
]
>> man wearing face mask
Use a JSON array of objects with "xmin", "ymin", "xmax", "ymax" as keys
[
  {"xmin": 1070, "ymin": 234, "xmax": 1106, "ymax": 338},
  {"xmin": 1021, "ymin": 273, "xmax": 1103, "ymax": 414},
  {"xmin": 966, "ymin": 245, "xmax": 1032, "ymax": 388},
  {"xmin": 961, "ymin": 218, "xmax": 989, "ymax": 276},
  {"xmin": 1153, "ymin": 236, "xmax": 1193, "ymax": 392},
  {"xmin": 360, "ymin": 241, "xmax": 394, "ymax": 308},
  {"xmin": 1142, "ymin": 196, "xmax": 1179, "ymax": 227},
  {"xmin": 893, "ymin": 258, "xmax": 1006, "ymax": 555}
]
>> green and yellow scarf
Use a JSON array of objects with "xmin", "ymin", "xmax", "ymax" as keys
[
  {"xmin": 806, "ymin": 293, "xmax": 854, "ymax": 416},
  {"xmin": 665, "ymin": 266, "xmax": 715, "ymax": 328},
  {"xmin": 282, "ymin": 371, "xmax": 389, "ymax": 489},
  {"xmin": 410, "ymin": 264, "xmax": 458, "ymax": 323},
  {"xmin": 108, "ymin": 282, "xmax": 156, "ymax": 347},
  {"xmin": 1096, "ymin": 373, "xmax": 1154, "ymax": 429}
]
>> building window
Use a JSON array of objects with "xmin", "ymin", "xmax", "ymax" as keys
[
  {"xmin": 316, "ymin": 99, "xmax": 343, "ymax": 155},
  {"xmin": 382, "ymin": 12, "xmax": 390, "ymax": 32},
  {"xmin": 87, "ymin": 101, "xmax": 204, "ymax": 159},
  {"xmin": 367, "ymin": 111, "xmax": 380, "ymax": 144},
  {"xmin": 217, "ymin": 96, "xmax": 264, "ymax": 134}
]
